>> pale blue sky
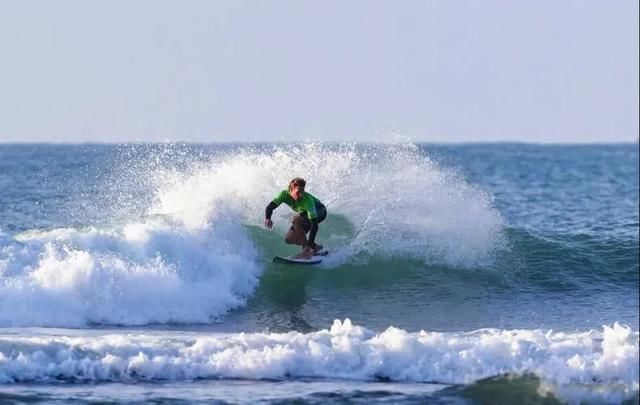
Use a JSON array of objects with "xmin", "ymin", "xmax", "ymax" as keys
[{"xmin": 0, "ymin": 0, "xmax": 638, "ymax": 143}]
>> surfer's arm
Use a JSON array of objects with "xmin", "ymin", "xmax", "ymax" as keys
[
  {"xmin": 265, "ymin": 201, "xmax": 278, "ymax": 220},
  {"xmin": 266, "ymin": 190, "xmax": 288, "ymax": 221},
  {"xmin": 264, "ymin": 201, "xmax": 279, "ymax": 229}
]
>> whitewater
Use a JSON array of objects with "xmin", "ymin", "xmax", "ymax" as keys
[{"xmin": 0, "ymin": 142, "xmax": 637, "ymax": 403}]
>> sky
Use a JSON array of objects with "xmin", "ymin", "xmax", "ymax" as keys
[{"xmin": 0, "ymin": 0, "xmax": 638, "ymax": 143}]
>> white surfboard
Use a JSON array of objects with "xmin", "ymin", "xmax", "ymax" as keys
[{"xmin": 273, "ymin": 250, "xmax": 328, "ymax": 265}]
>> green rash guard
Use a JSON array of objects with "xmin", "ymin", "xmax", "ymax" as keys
[{"xmin": 271, "ymin": 190, "xmax": 321, "ymax": 219}]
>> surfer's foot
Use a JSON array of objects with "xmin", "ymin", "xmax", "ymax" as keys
[
  {"xmin": 313, "ymin": 244, "xmax": 323, "ymax": 253},
  {"xmin": 294, "ymin": 247, "xmax": 313, "ymax": 260}
]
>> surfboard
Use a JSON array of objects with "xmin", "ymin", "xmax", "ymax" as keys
[{"xmin": 273, "ymin": 250, "xmax": 328, "ymax": 265}]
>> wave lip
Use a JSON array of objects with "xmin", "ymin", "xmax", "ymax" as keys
[{"xmin": 0, "ymin": 320, "xmax": 637, "ymax": 403}]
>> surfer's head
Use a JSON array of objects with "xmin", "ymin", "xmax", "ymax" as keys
[{"xmin": 288, "ymin": 177, "xmax": 306, "ymax": 201}]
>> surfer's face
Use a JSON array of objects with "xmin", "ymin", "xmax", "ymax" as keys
[{"xmin": 290, "ymin": 186, "xmax": 304, "ymax": 201}]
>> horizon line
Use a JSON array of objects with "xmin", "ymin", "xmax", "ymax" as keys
[{"xmin": 0, "ymin": 139, "xmax": 638, "ymax": 146}]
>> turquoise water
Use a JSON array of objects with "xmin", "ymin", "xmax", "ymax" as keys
[{"xmin": 0, "ymin": 143, "xmax": 637, "ymax": 403}]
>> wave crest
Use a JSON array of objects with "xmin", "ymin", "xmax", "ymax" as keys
[{"xmin": 0, "ymin": 320, "xmax": 636, "ymax": 403}]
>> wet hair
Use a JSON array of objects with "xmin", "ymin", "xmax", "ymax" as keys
[{"xmin": 289, "ymin": 177, "xmax": 306, "ymax": 190}]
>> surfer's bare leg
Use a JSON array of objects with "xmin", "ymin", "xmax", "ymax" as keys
[{"xmin": 285, "ymin": 215, "xmax": 307, "ymax": 246}]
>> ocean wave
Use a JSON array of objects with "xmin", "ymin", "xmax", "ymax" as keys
[
  {"xmin": 0, "ymin": 320, "xmax": 637, "ymax": 403},
  {"xmin": 501, "ymin": 227, "xmax": 639, "ymax": 287},
  {"xmin": 0, "ymin": 213, "xmax": 262, "ymax": 327},
  {"xmin": 1, "ymin": 142, "xmax": 635, "ymax": 329}
]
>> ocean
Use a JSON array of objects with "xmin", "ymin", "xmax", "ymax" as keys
[{"xmin": 0, "ymin": 142, "xmax": 637, "ymax": 404}]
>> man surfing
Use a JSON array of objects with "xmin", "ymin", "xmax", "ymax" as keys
[{"xmin": 264, "ymin": 177, "xmax": 327, "ymax": 260}]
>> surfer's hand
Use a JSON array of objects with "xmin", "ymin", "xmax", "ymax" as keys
[{"xmin": 264, "ymin": 218, "xmax": 273, "ymax": 229}]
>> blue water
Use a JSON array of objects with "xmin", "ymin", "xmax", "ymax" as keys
[{"xmin": 0, "ymin": 142, "xmax": 637, "ymax": 403}]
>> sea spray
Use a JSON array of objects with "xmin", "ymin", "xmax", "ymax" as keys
[{"xmin": 148, "ymin": 142, "xmax": 505, "ymax": 267}]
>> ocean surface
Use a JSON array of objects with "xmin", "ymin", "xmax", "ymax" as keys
[{"xmin": 0, "ymin": 142, "xmax": 637, "ymax": 404}]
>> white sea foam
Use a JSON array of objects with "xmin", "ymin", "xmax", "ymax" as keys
[
  {"xmin": 0, "ymin": 320, "xmax": 636, "ymax": 403},
  {"xmin": 0, "ymin": 212, "xmax": 262, "ymax": 327}
]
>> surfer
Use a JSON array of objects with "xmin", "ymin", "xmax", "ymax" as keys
[{"xmin": 264, "ymin": 177, "xmax": 326, "ymax": 259}]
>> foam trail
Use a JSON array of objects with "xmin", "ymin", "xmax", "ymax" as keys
[{"xmin": 0, "ymin": 320, "xmax": 636, "ymax": 403}]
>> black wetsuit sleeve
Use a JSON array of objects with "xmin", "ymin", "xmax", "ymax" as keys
[
  {"xmin": 307, "ymin": 218, "xmax": 319, "ymax": 247},
  {"xmin": 265, "ymin": 201, "xmax": 278, "ymax": 220}
]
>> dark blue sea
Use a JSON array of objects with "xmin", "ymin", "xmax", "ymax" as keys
[{"xmin": 0, "ymin": 142, "xmax": 637, "ymax": 404}]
